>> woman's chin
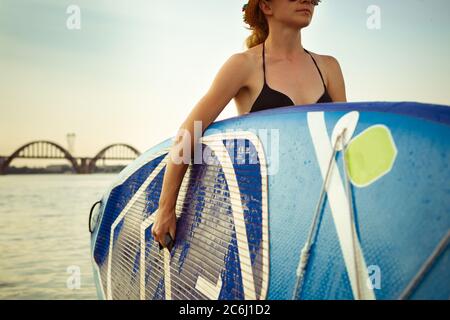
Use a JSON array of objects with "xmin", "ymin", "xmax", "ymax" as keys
[{"xmin": 288, "ymin": 19, "xmax": 311, "ymax": 29}]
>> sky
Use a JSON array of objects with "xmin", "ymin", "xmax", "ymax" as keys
[{"xmin": 1, "ymin": 0, "xmax": 449, "ymax": 164}]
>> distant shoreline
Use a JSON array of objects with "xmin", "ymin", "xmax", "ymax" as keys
[{"xmin": 2, "ymin": 165, "xmax": 125, "ymax": 174}]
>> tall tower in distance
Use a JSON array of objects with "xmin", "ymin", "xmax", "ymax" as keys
[{"xmin": 66, "ymin": 133, "xmax": 76, "ymax": 156}]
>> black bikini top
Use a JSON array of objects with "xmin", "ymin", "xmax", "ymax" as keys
[{"xmin": 250, "ymin": 42, "xmax": 333, "ymax": 113}]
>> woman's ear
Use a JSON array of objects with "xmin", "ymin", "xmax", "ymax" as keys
[{"xmin": 259, "ymin": 0, "xmax": 273, "ymax": 16}]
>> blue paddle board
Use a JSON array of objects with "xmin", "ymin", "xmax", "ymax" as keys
[{"xmin": 89, "ymin": 101, "xmax": 450, "ymax": 300}]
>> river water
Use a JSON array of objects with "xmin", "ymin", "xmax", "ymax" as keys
[{"xmin": 0, "ymin": 174, "xmax": 116, "ymax": 299}]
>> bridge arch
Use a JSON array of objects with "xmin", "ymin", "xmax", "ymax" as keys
[
  {"xmin": 88, "ymin": 143, "xmax": 140, "ymax": 173},
  {"xmin": 0, "ymin": 140, "xmax": 79, "ymax": 174}
]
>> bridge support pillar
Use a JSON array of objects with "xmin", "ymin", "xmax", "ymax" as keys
[
  {"xmin": 78, "ymin": 158, "xmax": 89, "ymax": 174},
  {"xmin": 0, "ymin": 157, "xmax": 6, "ymax": 175}
]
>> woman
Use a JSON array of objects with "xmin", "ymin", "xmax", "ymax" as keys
[{"xmin": 152, "ymin": 0, "xmax": 347, "ymax": 249}]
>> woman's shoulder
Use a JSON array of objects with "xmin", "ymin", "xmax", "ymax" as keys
[
  {"xmin": 307, "ymin": 50, "xmax": 346, "ymax": 99},
  {"xmin": 305, "ymin": 50, "xmax": 343, "ymax": 86},
  {"xmin": 210, "ymin": 45, "xmax": 262, "ymax": 90},
  {"xmin": 306, "ymin": 50, "xmax": 342, "ymax": 73},
  {"xmin": 219, "ymin": 44, "xmax": 263, "ymax": 81},
  {"xmin": 227, "ymin": 44, "xmax": 262, "ymax": 69}
]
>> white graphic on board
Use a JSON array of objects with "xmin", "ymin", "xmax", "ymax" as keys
[
  {"xmin": 307, "ymin": 111, "xmax": 375, "ymax": 300},
  {"xmin": 104, "ymin": 132, "xmax": 269, "ymax": 300}
]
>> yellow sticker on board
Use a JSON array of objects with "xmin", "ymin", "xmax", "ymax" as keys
[{"xmin": 344, "ymin": 125, "xmax": 397, "ymax": 187}]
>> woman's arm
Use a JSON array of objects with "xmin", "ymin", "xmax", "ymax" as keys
[
  {"xmin": 152, "ymin": 52, "xmax": 252, "ymax": 248},
  {"xmin": 324, "ymin": 55, "xmax": 347, "ymax": 102}
]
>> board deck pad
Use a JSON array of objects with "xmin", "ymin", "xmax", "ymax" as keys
[
  {"xmin": 93, "ymin": 133, "xmax": 269, "ymax": 300},
  {"xmin": 91, "ymin": 102, "xmax": 450, "ymax": 300}
]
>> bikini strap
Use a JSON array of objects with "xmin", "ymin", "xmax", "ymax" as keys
[
  {"xmin": 304, "ymin": 49, "xmax": 327, "ymax": 90},
  {"xmin": 262, "ymin": 42, "xmax": 267, "ymax": 84}
]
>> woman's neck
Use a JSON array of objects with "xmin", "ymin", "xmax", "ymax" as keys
[{"xmin": 264, "ymin": 23, "xmax": 304, "ymax": 61}]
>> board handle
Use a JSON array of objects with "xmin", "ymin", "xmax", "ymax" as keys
[
  {"xmin": 88, "ymin": 200, "xmax": 102, "ymax": 233},
  {"xmin": 158, "ymin": 233, "xmax": 174, "ymax": 252}
]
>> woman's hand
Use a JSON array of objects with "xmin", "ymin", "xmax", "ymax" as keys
[{"xmin": 152, "ymin": 206, "xmax": 177, "ymax": 250}]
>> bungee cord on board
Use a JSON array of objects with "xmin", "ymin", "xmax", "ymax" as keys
[
  {"xmin": 291, "ymin": 129, "xmax": 346, "ymax": 299},
  {"xmin": 291, "ymin": 128, "xmax": 364, "ymax": 300}
]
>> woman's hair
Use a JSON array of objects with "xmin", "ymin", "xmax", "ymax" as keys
[{"xmin": 243, "ymin": 0, "xmax": 269, "ymax": 49}]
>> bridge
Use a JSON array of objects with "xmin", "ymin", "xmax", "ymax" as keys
[{"xmin": 0, "ymin": 140, "xmax": 141, "ymax": 174}]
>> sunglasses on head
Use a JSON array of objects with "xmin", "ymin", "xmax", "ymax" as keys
[{"xmin": 243, "ymin": 0, "xmax": 321, "ymax": 12}]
